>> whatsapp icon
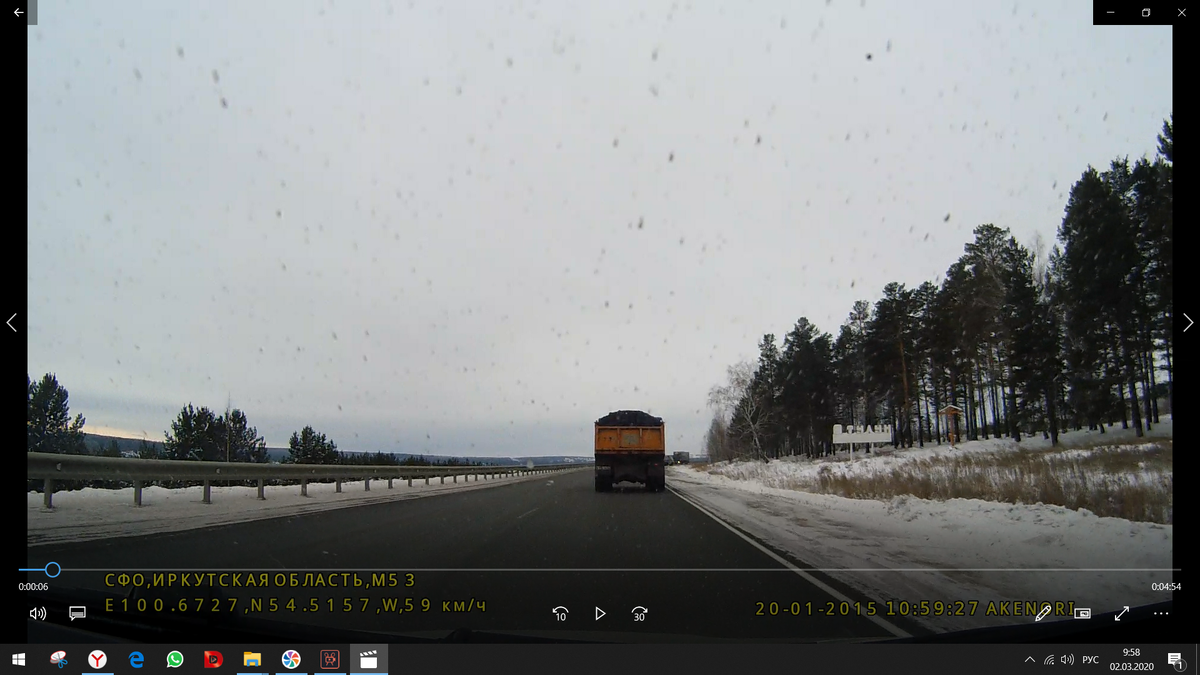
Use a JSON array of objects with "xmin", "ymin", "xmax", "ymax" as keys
[{"xmin": 167, "ymin": 651, "xmax": 184, "ymax": 668}]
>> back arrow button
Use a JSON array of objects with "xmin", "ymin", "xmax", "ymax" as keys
[{"xmin": 595, "ymin": 607, "xmax": 605, "ymax": 620}]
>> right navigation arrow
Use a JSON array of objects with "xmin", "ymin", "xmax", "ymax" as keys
[
  {"xmin": 595, "ymin": 607, "xmax": 605, "ymax": 621},
  {"xmin": 1185, "ymin": 313, "xmax": 1193, "ymax": 332}
]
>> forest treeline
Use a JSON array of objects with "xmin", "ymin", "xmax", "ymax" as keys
[
  {"xmin": 707, "ymin": 116, "xmax": 1173, "ymax": 462},
  {"xmin": 27, "ymin": 374, "xmax": 483, "ymax": 492}
]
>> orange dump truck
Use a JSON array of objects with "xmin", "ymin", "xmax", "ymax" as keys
[{"xmin": 594, "ymin": 410, "xmax": 665, "ymax": 492}]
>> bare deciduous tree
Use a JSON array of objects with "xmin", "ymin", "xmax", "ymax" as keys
[{"xmin": 708, "ymin": 360, "xmax": 773, "ymax": 460}]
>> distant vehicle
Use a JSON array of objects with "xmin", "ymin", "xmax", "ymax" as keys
[
  {"xmin": 672, "ymin": 451, "xmax": 690, "ymax": 464},
  {"xmin": 664, "ymin": 455, "xmax": 676, "ymax": 466},
  {"xmin": 594, "ymin": 410, "xmax": 666, "ymax": 492}
]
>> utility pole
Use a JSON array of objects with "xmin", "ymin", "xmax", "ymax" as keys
[
  {"xmin": 225, "ymin": 394, "xmax": 232, "ymax": 463},
  {"xmin": 898, "ymin": 326, "xmax": 910, "ymax": 447}
]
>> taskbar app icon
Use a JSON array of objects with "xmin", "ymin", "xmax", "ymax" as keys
[{"xmin": 205, "ymin": 652, "xmax": 224, "ymax": 668}]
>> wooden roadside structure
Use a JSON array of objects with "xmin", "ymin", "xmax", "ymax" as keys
[{"xmin": 938, "ymin": 405, "xmax": 963, "ymax": 448}]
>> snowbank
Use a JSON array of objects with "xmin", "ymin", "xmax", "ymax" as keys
[{"xmin": 668, "ymin": 417, "xmax": 1173, "ymax": 632}]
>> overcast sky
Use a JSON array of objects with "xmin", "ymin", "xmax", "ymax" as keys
[{"xmin": 27, "ymin": 1, "xmax": 1172, "ymax": 457}]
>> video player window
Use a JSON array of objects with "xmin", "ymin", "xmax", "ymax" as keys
[{"xmin": 20, "ymin": 0, "xmax": 1179, "ymax": 648}]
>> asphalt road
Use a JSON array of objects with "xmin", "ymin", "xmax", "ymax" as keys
[{"xmin": 27, "ymin": 468, "xmax": 925, "ymax": 642}]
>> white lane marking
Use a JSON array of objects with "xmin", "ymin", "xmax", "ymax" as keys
[
  {"xmin": 517, "ymin": 507, "xmax": 540, "ymax": 519},
  {"xmin": 666, "ymin": 485, "xmax": 911, "ymax": 638}
]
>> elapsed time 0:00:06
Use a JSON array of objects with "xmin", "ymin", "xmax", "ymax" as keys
[{"xmin": 755, "ymin": 600, "xmax": 978, "ymax": 617}]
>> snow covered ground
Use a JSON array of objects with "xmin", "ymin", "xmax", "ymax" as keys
[
  {"xmin": 27, "ymin": 469, "xmax": 583, "ymax": 547},
  {"xmin": 668, "ymin": 417, "xmax": 1173, "ymax": 633}
]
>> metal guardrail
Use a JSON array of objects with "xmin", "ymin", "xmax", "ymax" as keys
[{"xmin": 26, "ymin": 452, "xmax": 587, "ymax": 508}]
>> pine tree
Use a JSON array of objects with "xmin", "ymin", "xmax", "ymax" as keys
[
  {"xmin": 777, "ymin": 318, "xmax": 836, "ymax": 457},
  {"xmin": 222, "ymin": 409, "xmax": 269, "ymax": 463},
  {"xmin": 27, "ymin": 373, "xmax": 87, "ymax": 455},
  {"xmin": 287, "ymin": 426, "xmax": 340, "ymax": 465},
  {"xmin": 163, "ymin": 404, "xmax": 223, "ymax": 460},
  {"xmin": 138, "ymin": 437, "xmax": 160, "ymax": 459},
  {"xmin": 865, "ymin": 283, "xmax": 918, "ymax": 447}
]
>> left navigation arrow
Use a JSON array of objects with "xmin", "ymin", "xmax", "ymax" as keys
[
  {"xmin": 6, "ymin": 313, "xmax": 15, "ymax": 332},
  {"xmin": 15, "ymin": 8, "xmax": 24, "ymax": 16}
]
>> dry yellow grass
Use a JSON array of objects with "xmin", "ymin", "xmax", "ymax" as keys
[{"xmin": 699, "ymin": 440, "xmax": 1172, "ymax": 524}]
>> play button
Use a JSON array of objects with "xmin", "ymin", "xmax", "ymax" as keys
[{"xmin": 595, "ymin": 606, "xmax": 606, "ymax": 620}]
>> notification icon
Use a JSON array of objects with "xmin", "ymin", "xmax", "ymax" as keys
[
  {"xmin": 204, "ymin": 652, "xmax": 223, "ymax": 668},
  {"xmin": 319, "ymin": 651, "xmax": 339, "ymax": 670}
]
